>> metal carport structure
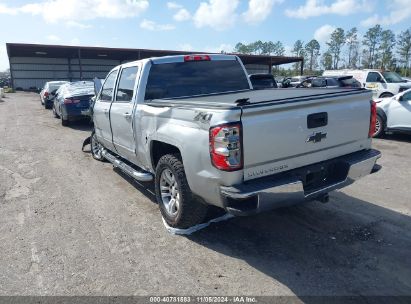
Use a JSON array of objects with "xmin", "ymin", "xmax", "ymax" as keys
[{"xmin": 6, "ymin": 43, "xmax": 304, "ymax": 90}]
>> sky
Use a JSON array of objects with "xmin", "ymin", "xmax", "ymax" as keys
[{"xmin": 1, "ymin": 0, "xmax": 411, "ymax": 71}]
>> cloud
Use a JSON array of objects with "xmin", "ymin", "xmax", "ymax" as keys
[
  {"xmin": 140, "ymin": 19, "xmax": 175, "ymax": 31},
  {"xmin": 193, "ymin": 0, "xmax": 239, "ymax": 30},
  {"xmin": 173, "ymin": 8, "xmax": 191, "ymax": 21},
  {"xmin": 285, "ymin": 0, "xmax": 371, "ymax": 19},
  {"xmin": 0, "ymin": 0, "xmax": 149, "ymax": 22},
  {"xmin": 46, "ymin": 35, "xmax": 61, "ymax": 42},
  {"xmin": 360, "ymin": 0, "xmax": 411, "ymax": 26},
  {"xmin": 65, "ymin": 21, "xmax": 92, "ymax": 29},
  {"xmin": 167, "ymin": 2, "xmax": 183, "ymax": 9},
  {"xmin": 178, "ymin": 43, "xmax": 194, "ymax": 51},
  {"xmin": 167, "ymin": 2, "xmax": 191, "ymax": 22},
  {"xmin": 243, "ymin": 0, "xmax": 283, "ymax": 24},
  {"xmin": 314, "ymin": 24, "xmax": 336, "ymax": 44},
  {"xmin": 0, "ymin": 3, "xmax": 18, "ymax": 15},
  {"xmin": 204, "ymin": 43, "xmax": 234, "ymax": 53},
  {"xmin": 69, "ymin": 38, "xmax": 81, "ymax": 45}
]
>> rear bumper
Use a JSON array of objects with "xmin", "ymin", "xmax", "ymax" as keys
[
  {"xmin": 62, "ymin": 105, "xmax": 90, "ymax": 121},
  {"xmin": 220, "ymin": 149, "xmax": 381, "ymax": 216}
]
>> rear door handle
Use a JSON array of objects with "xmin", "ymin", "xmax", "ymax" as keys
[
  {"xmin": 123, "ymin": 113, "xmax": 132, "ymax": 119},
  {"xmin": 103, "ymin": 109, "xmax": 109, "ymax": 116}
]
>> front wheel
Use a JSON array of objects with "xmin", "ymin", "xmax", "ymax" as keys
[
  {"xmin": 90, "ymin": 131, "xmax": 105, "ymax": 161},
  {"xmin": 155, "ymin": 154, "xmax": 208, "ymax": 229},
  {"xmin": 373, "ymin": 114, "xmax": 385, "ymax": 138},
  {"xmin": 379, "ymin": 92, "xmax": 393, "ymax": 98}
]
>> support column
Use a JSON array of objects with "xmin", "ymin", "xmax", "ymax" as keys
[
  {"xmin": 300, "ymin": 59, "xmax": 304, "ymax": 75},
  {"xmin": 78, "ymin": 48, "xmax": 83, "ymax": 80}
]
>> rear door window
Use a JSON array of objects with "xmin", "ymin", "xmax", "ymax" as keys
[
  {"xmin": 145, "ymin": 59, "xmax": 250, "ymax": 100},
  {"xmin": 100, "ymin": 70, "xmax": 118, "ymax": 102},
  {"xmin": 114, "ymin": 66, "xmax": 138, "ymax": 103},
  {"xmin": 311, "ymin": 78, "xmax": 326, "ymax": 87}
]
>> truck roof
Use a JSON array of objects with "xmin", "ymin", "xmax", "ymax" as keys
[{"xmin": 115, "ymin": 54, "xmax": 239, "ymax": 69}]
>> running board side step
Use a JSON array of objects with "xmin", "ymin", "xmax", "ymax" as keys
[{"xmin": 101, "ymin": 149, "xmax": 153, "ymax": 182}]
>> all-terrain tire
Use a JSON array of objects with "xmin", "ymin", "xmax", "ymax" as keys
[{"xmin": 155, "ymin": 154, "xmax": 208, "ymax": 229}]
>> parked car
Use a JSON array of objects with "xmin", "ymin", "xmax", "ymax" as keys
[
  {"xmin": 249, "ymin": 73, "xmax": 277, "ymax": 89},
  {"xmin": 297, "ymin": 76, "xmax": 361, "ymax": 88},
  {"xmin": 87, "ymin": 54, "xmax": 381, "ymax": 229},
  {"xmin": 373, "ymin": 88, "xmax": 411, "ymax": 137},
  {"xmin": 281, "ymin": 75, "xmax": 315, "ymax": 88},
  {"xmin": 274, "ymin": 76, "xmax": 285, "ymax": 88},
  {"xmin": 40, "ymin": 81, "xmax": 68, "ymax": 109},
  {"xmin": 52, "ymin": 81, "xmax": 94, "ymax": 126},
  {"xmin": 323, "ymin": 69, "xmax": 411, "ymax": 98}
]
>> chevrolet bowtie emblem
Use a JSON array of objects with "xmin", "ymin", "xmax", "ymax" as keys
[{"xmin": 306, "ymin": 132, "xmax": 327, "ymax": 143}]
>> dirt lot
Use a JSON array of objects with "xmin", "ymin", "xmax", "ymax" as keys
[{"xmin": 0, "ymin": 92, "xmax": 411, "ymax": 299}]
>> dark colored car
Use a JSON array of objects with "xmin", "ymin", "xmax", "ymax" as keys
[
  {"xmin": 52, "ymin": 81, "xmax": 95, "ymax": 126},
  {"xmin": 249, "ymin": 73, "xmax": 278, "ymax": 89},
  {"xmin": 297, "ymin": 76, "xmax": 361, "ymax": 88}
]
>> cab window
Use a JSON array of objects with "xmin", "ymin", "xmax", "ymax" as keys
[
  {"xmin": 100, "ymin": 70, "xmax": 118, "ymax": 102},
  {"xmin": 114, "ymin": 66, "xmax": 138, "ymax": 103},
  {"xmin": 366, "ymin": 72, "xmax": 384, "ymax": 83},
  {"xmin": 311, "ymin": 78, "xmax": 326, "ymax": 87}
]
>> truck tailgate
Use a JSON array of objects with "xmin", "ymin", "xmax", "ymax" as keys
[{"xmin": 241, "ymin": 89, "xmax": 373, "ymax": 181}]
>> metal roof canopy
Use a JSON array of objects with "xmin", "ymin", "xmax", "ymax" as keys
[{"xmin": 6, "ymin": 43, "xmax": 303, "ymax": 66}]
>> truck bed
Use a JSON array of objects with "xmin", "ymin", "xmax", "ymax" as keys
[{"xmin": 146, "ymin": 88, "xmax": 369, "ymax": 109}]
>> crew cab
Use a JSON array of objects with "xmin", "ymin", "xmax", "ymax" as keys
[{"xmin": 90, "ymin": 54, "xmax": 381, "ymax": 229}]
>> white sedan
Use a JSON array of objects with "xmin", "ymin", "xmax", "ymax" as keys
[{"xmin": 374, "ymin": 88, "xmax": 411, "ymax": 137}]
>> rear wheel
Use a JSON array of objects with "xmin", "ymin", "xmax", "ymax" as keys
[
  {"xmin": 155, "ymin": 154, "xmax": 208, "ymax": 229},
  {"xmin": 373, "ymin": 114, "xmax": 385, "ymax": 138},
  {"xmin": 60, "ymin": 107, "xmax": 69, "ymax": 126},
  {"xmin": 52, "ymin": 104, "xmax": 59, "ymax": 118},
  {"xmin": 61, "ymin": 116, "xmax": 69, "ymax": 126}
]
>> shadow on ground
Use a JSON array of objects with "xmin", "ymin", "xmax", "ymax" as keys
[
  {"xmin": 67, "ymin": 120, "xmax": 93, "ymax": 131},
  {"xmin": 381, "ymin": 133, "xmax": 411, "ymax": 143},
  {"xmin": 102, "ymin": 158, "xmax": 411, "ymax": 299},
  {"xmin": 185, "ymin": 192, "xmax": 411, "ymax": 299}
]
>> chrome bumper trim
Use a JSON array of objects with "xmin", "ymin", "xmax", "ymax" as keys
[{"xmin": 221, "ymin": 149, "xmax": 381, "ymax": 215}]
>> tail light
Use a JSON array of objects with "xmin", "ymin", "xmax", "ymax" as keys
[
  {"xmin": 184, "ymin": 55, "xmax": 211, "ymax": 62},
  {"xmin": 369, "ymin": 101, "xmax": 377, "ymax": 138},
  {"xmin": 64, "ymin": 98, "xmax": 80, "ymax": 105},
  {"xmin": 44, "ymin": 91, "xmax": 49, "ymax": 97},
  {"xmin": 209, "ymin": 123, "xmax": 243, "ymax": 171}
]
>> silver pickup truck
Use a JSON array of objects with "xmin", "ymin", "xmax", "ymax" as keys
[{"xmin": 89, "ymin": 54, "xmax": 381, "ymax": 229}]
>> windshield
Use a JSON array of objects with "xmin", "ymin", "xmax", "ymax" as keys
[
  {"xmin": 145, "ymin": 60, "xmax": 250, "ymax": 100},
  {"xmin": 382, "ymin": 72, "xmax": 405, "ymax": 83}
]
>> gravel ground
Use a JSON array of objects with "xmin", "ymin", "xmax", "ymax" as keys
[{"xmin": 0, "ymin": 92, "xmax": 410, "ymax": 299}]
